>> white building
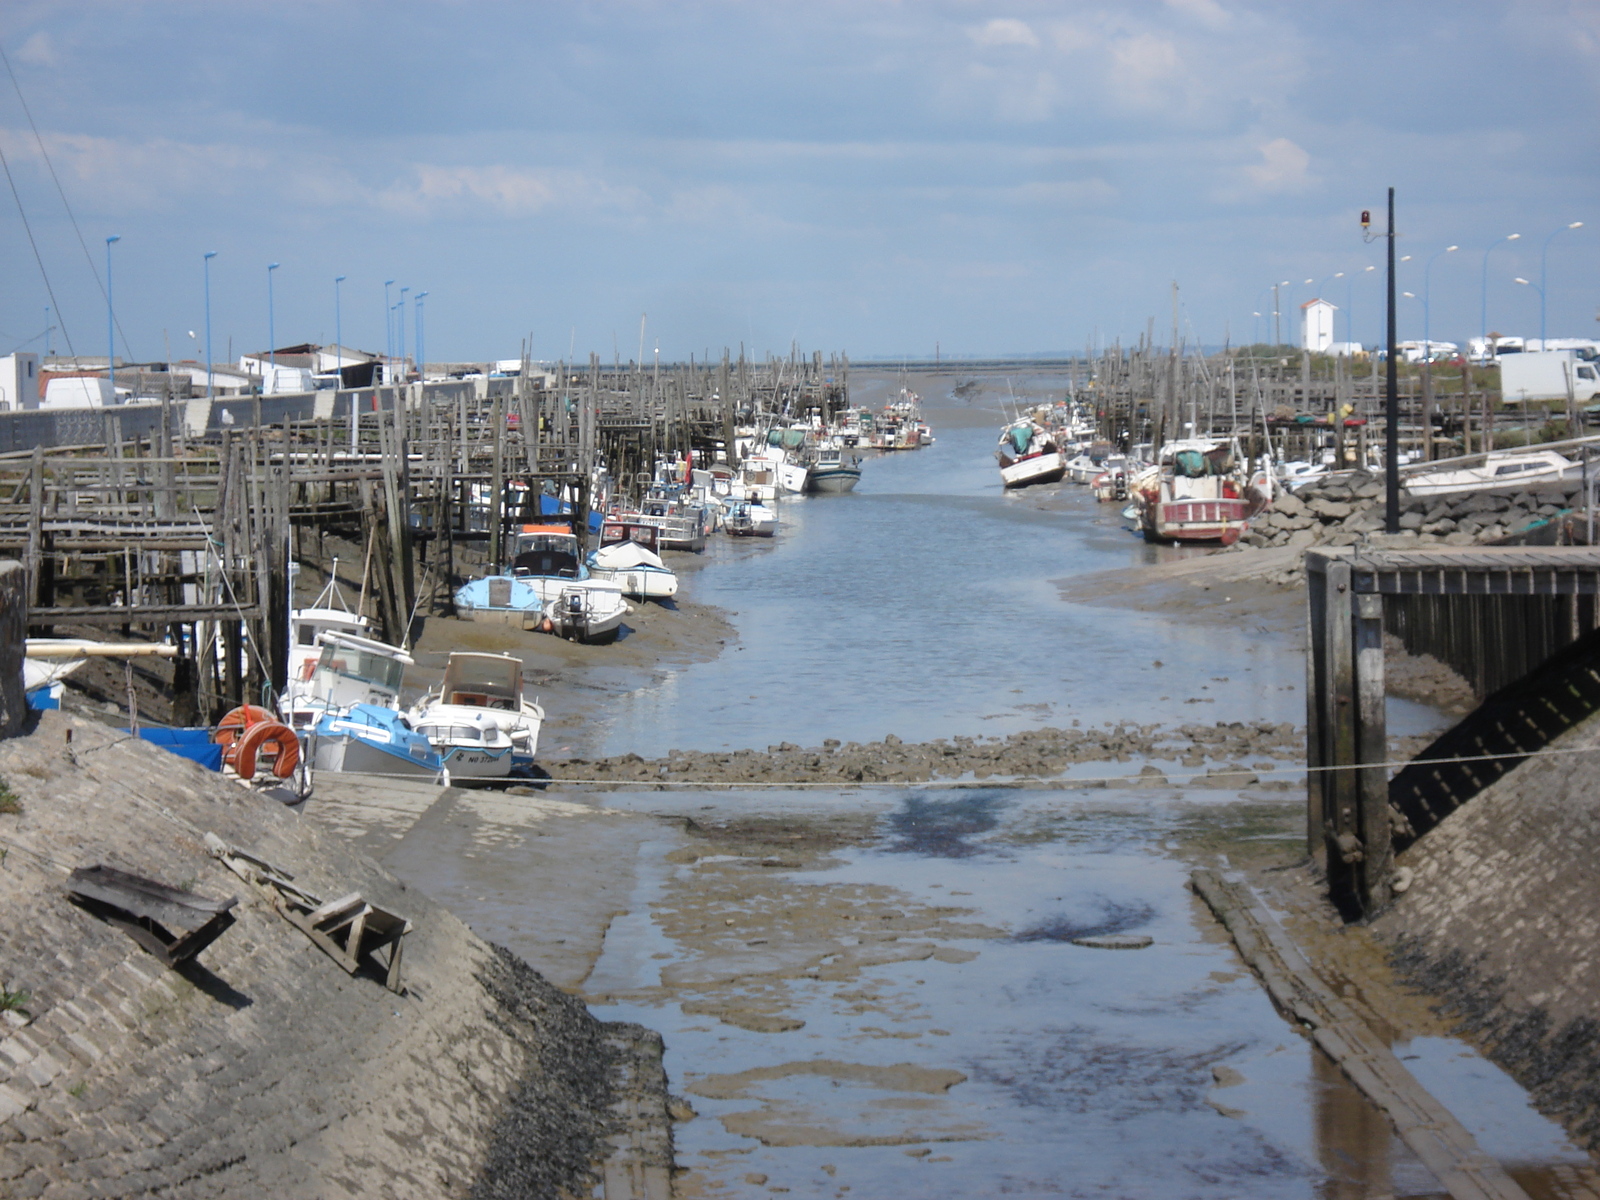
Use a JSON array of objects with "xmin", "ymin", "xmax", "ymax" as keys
[
  {"xmin": 0, "ymin": 352, "xmax": 39, "ymax": 411},
  {"xmin": 1301, "ymin": 299, "xmax": 1337, "ymax": 354}
]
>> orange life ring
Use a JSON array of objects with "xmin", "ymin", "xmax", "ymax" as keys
[
  {"xmin": 213, "ymin": 704, "xmax": 273, "ymax": 748},
  {"xmin": 229, "ymin": 719, "xmax": 301, "ymax": 781}
]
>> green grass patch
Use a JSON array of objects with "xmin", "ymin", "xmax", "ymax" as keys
[
  {"xmin": 0, "ymin": 988, "xmax": 30, "ymax": 1014},
  {"xmin": 0, "ymin": 779, "xmax": 19, "ymax": 815}
]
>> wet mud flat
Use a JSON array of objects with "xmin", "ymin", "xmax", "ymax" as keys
[
  {"xmin": 320, "ymin": 770, "xmax": 1600, "ymax": 1199},
  {"xmin": 546, "ymin": 718, "xmax": 1307, "ymax": 789}
]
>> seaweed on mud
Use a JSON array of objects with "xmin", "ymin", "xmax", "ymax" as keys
[
  {"xmin": 1014, "ymin": 898, "xmax": 1157, "ymax": 944},
  {"xmin": 883, "ymin": 791, "xmax": 1007, "ymax": 858}
]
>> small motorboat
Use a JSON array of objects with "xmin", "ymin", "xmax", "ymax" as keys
[
  {"xmin": 310, "ymin": 702, "xmax": 448, "ymax": 781},
  {"xmin": 409, "ymin": 652, "xmax": 545, "ymax": 778},
  {"xmin": 725, "ymin": 497, "xmax": 778, "ymax": 537},
  {"xmin": 1402, "ymin": 449, "xmax": 1580, "ymax": 498},
  {"xmin": 587, "ymin": 522, "xmax": 680, "ymax": 598},
  {"xmin": 542, "ymin": 582, "xmax": 630, "ymax": 644}
]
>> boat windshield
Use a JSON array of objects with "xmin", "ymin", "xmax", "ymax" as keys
[{"xmin": 317, "ymin": 644, "xmax": 406, "ymax": 694}]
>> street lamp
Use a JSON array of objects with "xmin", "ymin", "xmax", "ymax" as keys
[
  {"xmin": 1538, "ymin": 221, "xmax": 1584, "ymax": 346},
  {"xmin": 334, "ymin": 275, "xmax": 346, "ymax": 390},
  {"xmin": 1423, "ymin": 245, "xmax": 1458, "ymax": 361},
  {"xmin": 383, "ymin": 279, "xmax": 395, "ymax": 377},
  {"xmin": 267, "ymin": 262, "xmax": 281, "ymax": 376},
  {"xmin": 397, "ymin": 286, "xmax": 409, "ymax": 378},
  {"xmin": 1481, "ymin": 232, "xmax": 1522, "ymax": 359},
  {"xmin": 414, "ymin": 291, "xmax": 428, "ymax": 380},
  {"xmin": 105, "ymin": 235, "xmax": 120, "ymax": 396},
  {"xmin": 204, "ymin": 251, "xmax": 217, "ymax": 400}
]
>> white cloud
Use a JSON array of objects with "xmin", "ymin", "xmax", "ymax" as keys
[
  {"xmin": 1245, "ymin": 137, "xmax": 1312, "ymax": 192},
  {"xmin": 971, "ymin": 18, "xmax": 1040, "ymax": 49},
  {"xmin": 1162, "ymin": 0, "xmax": 1231, "ymax": 30},
  {"xmin": 15, "ymin": 32, "xmax": 58, "ymax": 67}
]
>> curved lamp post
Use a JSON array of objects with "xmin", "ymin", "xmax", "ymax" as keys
[
  {"xmin": 1480, "ymin": 233, "xmax": 1521, "ymax": 358},
  {"xmin": 267, "ymin": 262, "xmax": 280, "ymax": 377},
  {"xmin": 1538, "ymin": 222, "xmax": 1584, "ymax": 346},
  {"xmin": 334, "ymin": 275, "xmax": 346, "ymax": 388},
  {"xmin": 414, "ymin": 291, "xmax": 428, "ymax": 380},
  {"xmin": 203, "ymin": 252, "xmax": 217, "ymax": 400},
  {"xmin": 105, "ymin": 235, "xmax": 120, "ymax": 396}
]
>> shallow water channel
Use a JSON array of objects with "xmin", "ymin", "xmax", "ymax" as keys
[{"xmin": 403, "ymin": 377, "xmax": 1592, "ymax": 1196}]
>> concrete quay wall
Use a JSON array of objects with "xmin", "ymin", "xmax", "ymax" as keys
[
  {"xmin": 0, "ymin": 711, "xmax": 632, "ymax": 1198},
  {"xmin": 1374, "ymin": 708, "xmax": 1600, "ymax": 1150}
]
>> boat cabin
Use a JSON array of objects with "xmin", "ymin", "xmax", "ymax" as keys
[
  {"xmin": 601, "ymin": 520, "xmax": 661, "ymax": 554},
  {"xmin": 437, "ymin": 652, "xmax": 524, "ymax": 711},
  {"xmin": 306, "ymin": 631, "xmax": 413, "ymax": 713},
  {"xmin": 511, "ymin": 525, "xmax": 582, "ymax": 578}
]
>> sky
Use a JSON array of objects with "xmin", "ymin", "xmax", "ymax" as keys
[{"xmin": 1, "ymin": 0, "xmax": 1597, "ymax": 364}]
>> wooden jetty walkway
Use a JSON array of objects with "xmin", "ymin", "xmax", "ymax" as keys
[{"xmin": 0, "ymin": 349, "xmax": 849, "ymax": 725}]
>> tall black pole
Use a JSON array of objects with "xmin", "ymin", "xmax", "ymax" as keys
[{"xmin": 1384, "ymin": 186, "xmax": 1400, "ymax": 534}]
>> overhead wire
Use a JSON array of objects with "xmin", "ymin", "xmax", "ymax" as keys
[
  {"xmin": 0, "ymin": 40, "xmax": 131, "ymax": 363},
  {"xmin": 0, "ymin": 132, "xmax": 75, "ymax": 360}
]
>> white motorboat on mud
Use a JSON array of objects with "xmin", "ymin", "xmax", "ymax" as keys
[
  {"xmin": 409, "ymin": 652, "xmax": 545, "ymax": 779},
  {"xmin": 543, "ymin": 581, "xmax": 630, "ymax": 643},
  {"xmin": 280, "ymin": 629, "xmax": 412, "ymax": 730},
  {"xmin": 454, "ymin": 525, "xmax": 594, "ymax": 626},
  {"xmin": 587, "ymin": 523, "xmax": 680, "ymax": 598}
]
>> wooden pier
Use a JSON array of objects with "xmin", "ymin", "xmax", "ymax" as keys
[
  {"xmin": 1305, "ymin": 545, "xmax": 1600, "ymax": 919},
  {"xmin": 0, "ymin": 348, "xmax": 849, "ymax": 725}
]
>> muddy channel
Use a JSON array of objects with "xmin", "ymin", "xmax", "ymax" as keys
[{"xmin": 315, "ymin": 370, "xmax": 1595, "ymax": 1198}]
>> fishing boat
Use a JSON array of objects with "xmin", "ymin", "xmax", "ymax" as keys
[
  {"xmin": 587, "ymin": 523, "xmax": 680, "ymax": 598},
  {"xmin": 725, "ymin": 497, "xmax": 778, "ymax": 537},
  {"xmin": 281, "ymin": 629, "xmax": 412, "ymax": 730},
  {"xmin": 805, "ymin": 445, "xmax": 862, "ymax": 494},
  {"xmin": 1402, "ymin": 449, "xmax": 1581, "ymax": 498},
  {"xmin": 543, "ymin": 582, "xmax": 630, "ymax": 643},
  {"xmin": 627, "ymin": 488, "xmax": 712, "ymax": 551},
  {"xmin": 409, "ymin": 652, "xmax": 545, "ymax": 778},
  {"xmin": 285, "ymin": 562, "xmax": 370, "ymax": 696},
  {"xmin": 996, "ymin": 419, "xmax": 1066, "ymax": 488},
  {"xmin": 1129, "ymin": 438, "xmax": 1270, "ymax": 545}
]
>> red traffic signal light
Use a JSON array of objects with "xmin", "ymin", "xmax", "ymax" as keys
[{"xmin": 1360, "ymin": 209, "xmax": 1371, "ymax": 229}]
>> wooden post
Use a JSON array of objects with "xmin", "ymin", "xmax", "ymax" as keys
[
  {"xmin": 1305, "ymin": 551, "xmax": 1328, "ymax": 861},
  {"xmin": 490, "ymin": 393, "xmax": 505, "ymax": 573},
  {"xmin": 1323, "ymin": 557, "xmax": 1361, "ymax": 917},
  {"xmin": 1354, "ymin": 592, "xmax": 1392, "ymax": 913}
]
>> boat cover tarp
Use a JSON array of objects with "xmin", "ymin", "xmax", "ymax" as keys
[
  {"xmin": 132, "ymin": 727, "xmax": 224, "ymax": 772},
  {"xmin": 591, "ymin": 541, "xmax": 668, "ymax": 571}
]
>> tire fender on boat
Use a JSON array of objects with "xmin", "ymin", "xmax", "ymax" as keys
[{"xmin": 229, "ymin": 720, "xmax": 301, "ymax": 781}]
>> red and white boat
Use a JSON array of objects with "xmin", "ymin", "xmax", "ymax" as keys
[
  {"xmin": 996, "ymin": 419, "xmax": 1066, "ymax": 488},
  {"xmin": 1130, "ymin": 438, "xmax": 1271, "ymax": 544}
]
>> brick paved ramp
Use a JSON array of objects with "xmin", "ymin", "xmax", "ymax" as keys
[
  {"xmin": 0, "ymin": 711, "xmax": 635, "ymax": 1199},
  {"xmin": 1375, "ymin": 706, "xmax": 1600, "ymax": 1154}
]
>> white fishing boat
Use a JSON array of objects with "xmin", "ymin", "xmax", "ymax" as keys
[
  {"xmin": 587, "ymin": 524, "xmax": 680, "ymax": 599},
  {"xmin": 996, "ymin": 419, "xmax": 1066, "ymax": 489},
  {"xmin": 409, "ymin": 652, "xmax": 545, "ymax": 779},
  {"xmin": 1129, "ymin": 438, "xmax": 1271, "ymax": 545},
  {"xmin": 285, "ymin": 562, "xmax": 371, "ymax": 696},
  {"xmin": 805, "ymin": 445, "xmax": 862, "ymax": 494},
  {"xmin": 542, "ymin": 581, "xmax": 630, "ymax": 644},
  {"xmin": 281, "ymin": 629, "xmax": 412, "ymax": 730},
  {"xmin": 1402, "ymin": 449, "xmax": 1581, "ymax": 498}
]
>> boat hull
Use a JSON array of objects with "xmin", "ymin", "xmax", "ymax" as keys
[
  {"xmin": 805, "ymin": 467, "xmax": 861, "ymax": 494},
  {"xmin": 1142, "ymin": 498, "xmax": 1250, "ymax": 545},
  {"xmin": 999, "ymin": 452, "xmax": 1066, "ymax": 489},
  {"xmin": 311, "ymin": 732, "xmax": 444, "ymax": 780}
]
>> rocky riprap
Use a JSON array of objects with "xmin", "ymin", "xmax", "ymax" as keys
[
  {"xmin": 1245, "ymin": 470, "xmax": 1581, "ymax": 553},
  {"xmin": 543, "ymin": 720, "xmax": 1304, "ymax": 789}
]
